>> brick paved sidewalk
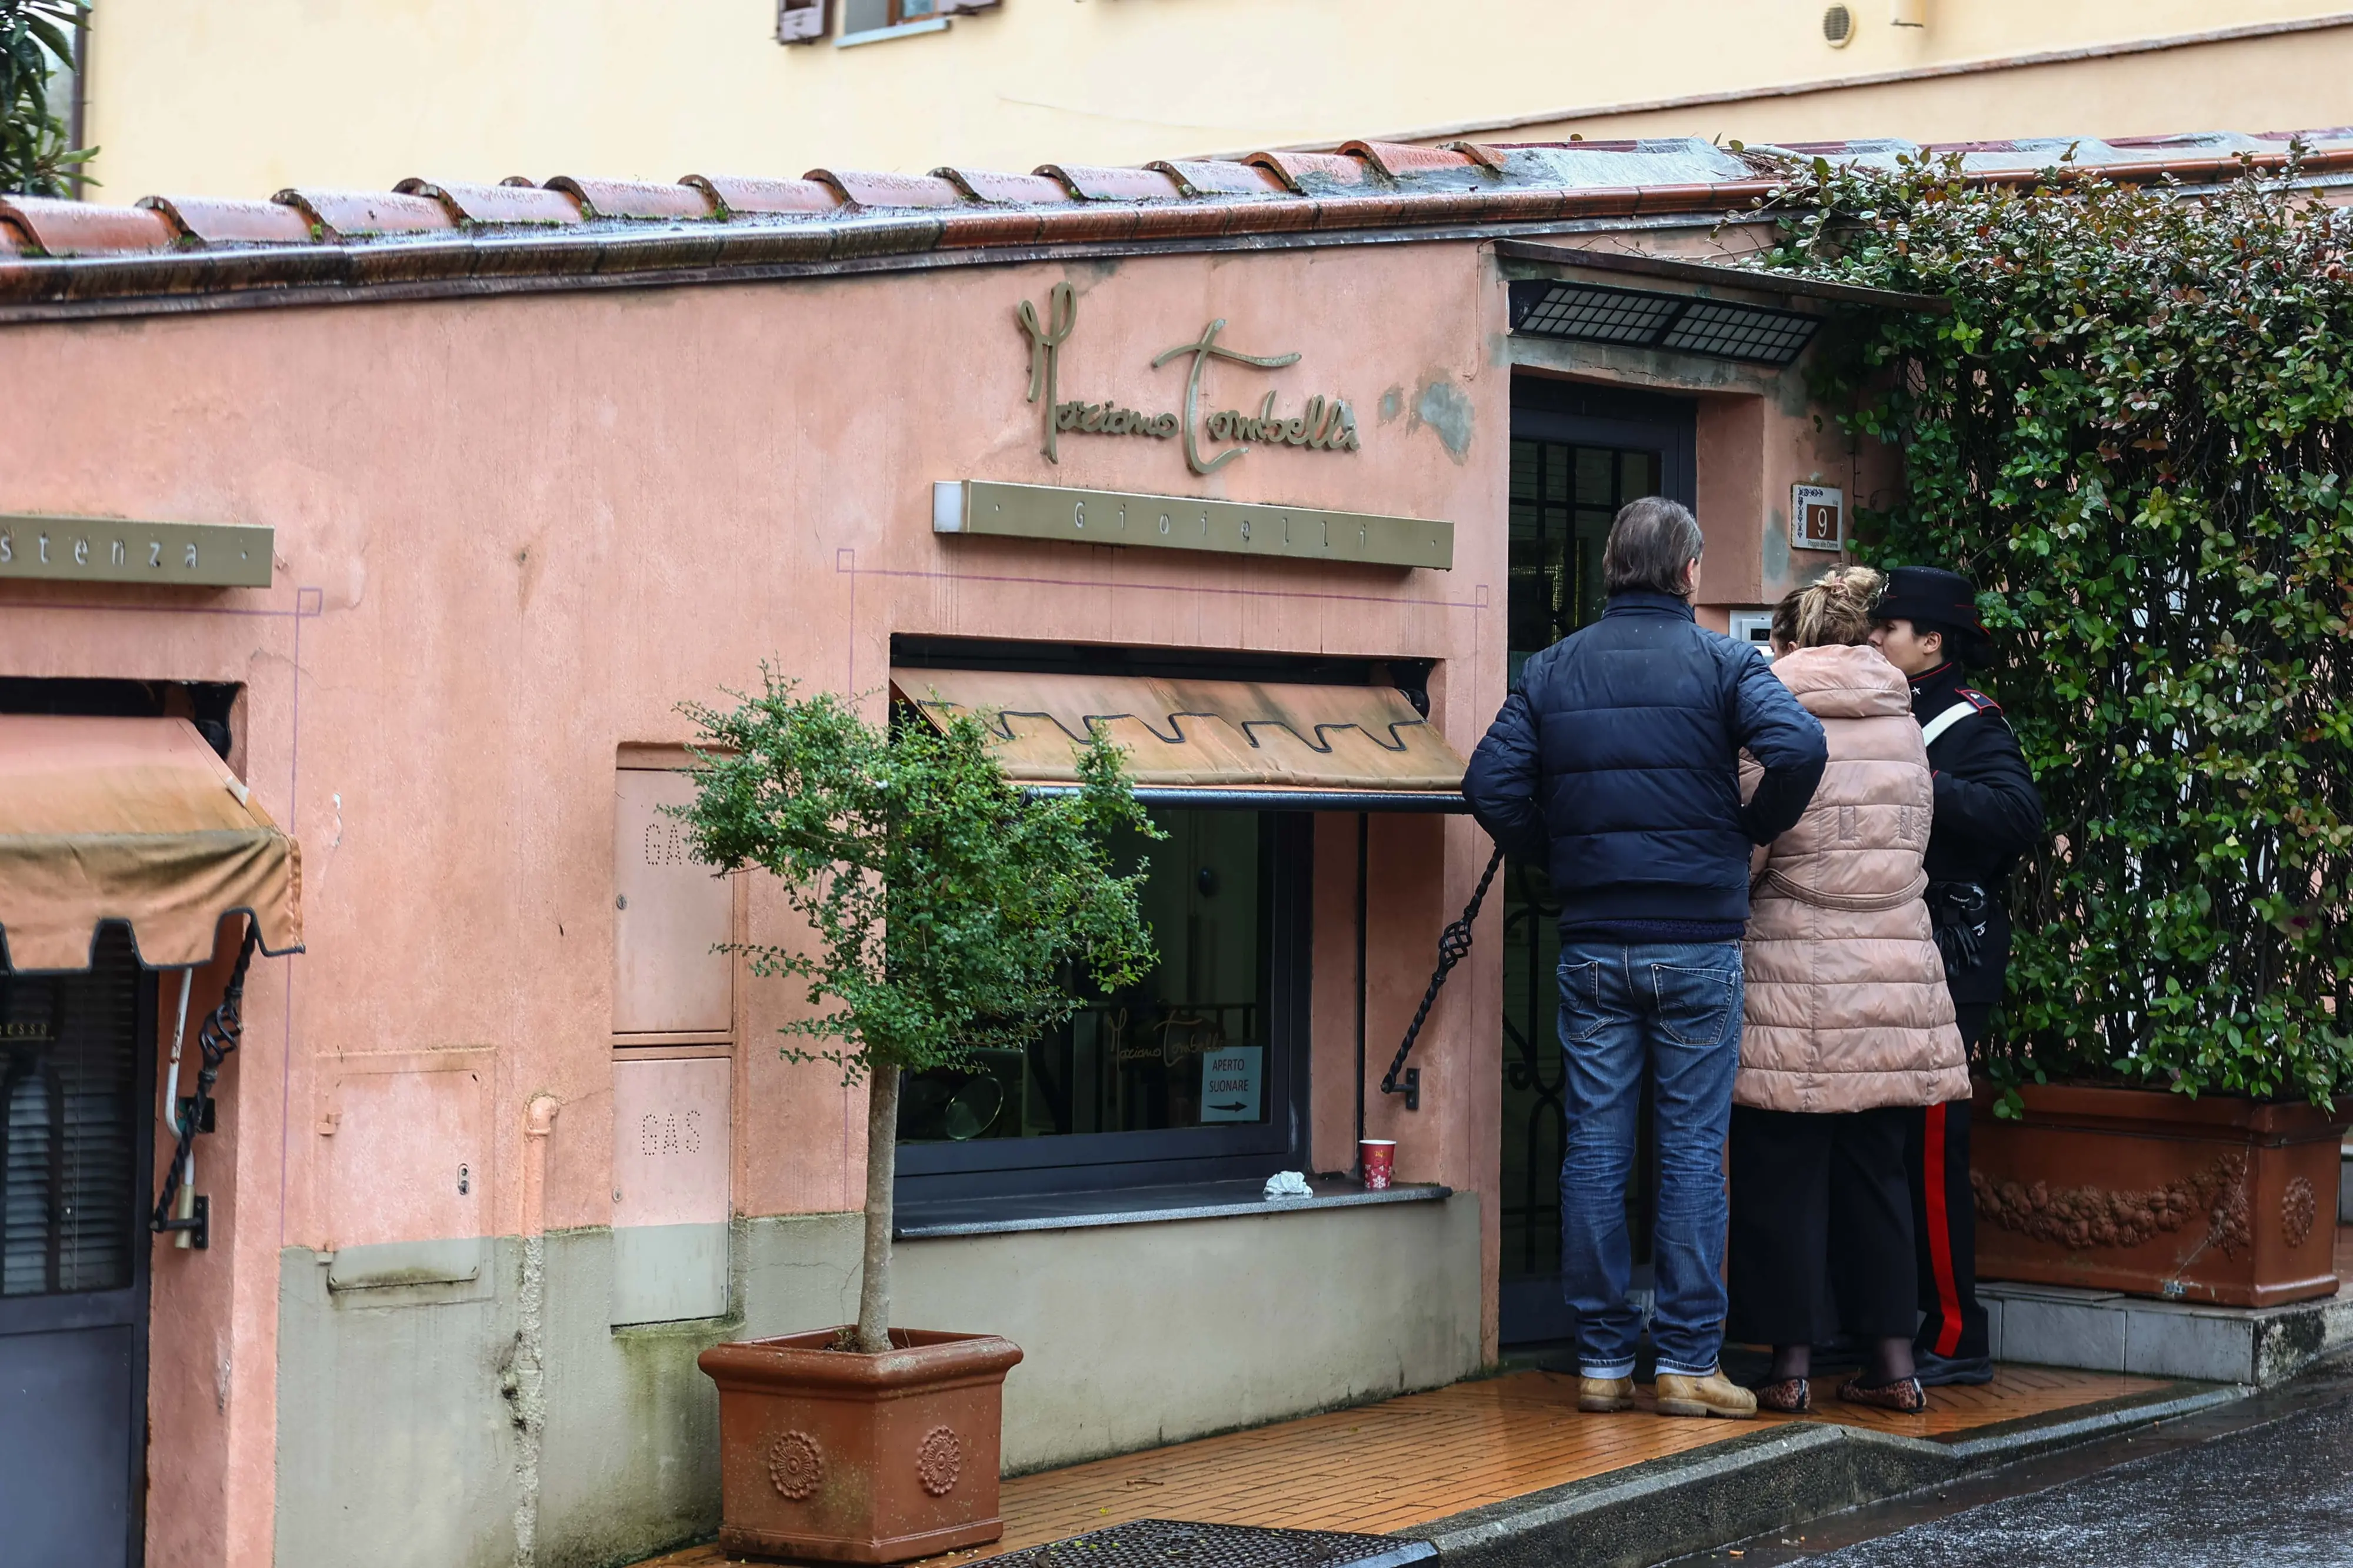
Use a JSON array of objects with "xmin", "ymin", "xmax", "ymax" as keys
[{"xmin": 637, "ymin": 1361, "xmax": 2169, "ymax": 1568}]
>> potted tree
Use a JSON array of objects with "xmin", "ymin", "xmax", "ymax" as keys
[
  {"xmin": 678, "ymin": 674, "xmax": 1156, "ymax": 1563},
  {"xmin": 1759, "ymin": 149, "xmax": 2353, "ymax": 1306}
]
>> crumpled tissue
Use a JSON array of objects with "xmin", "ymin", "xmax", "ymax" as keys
[{"xmin": 1263, "ymin": 1170, "xmax": 1313, "ymax": 1200}]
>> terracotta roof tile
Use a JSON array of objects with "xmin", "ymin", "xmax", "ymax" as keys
[
  {"xmin": 805, "ymin": 168, "xmax": 965, "ymax": 208},
  {"xmin": 4, "ymin": 125, "xmax": 2348, "ymax": 313},
  {"xmin": 396, "ymin": 178, "xmax": 584, "ymax": 225},
  {"xmin": 1035, "ymin": 163, "xmax": 1182, "ymax": 203},
  {"xmin": 932, "ymin": 166, "xmax": 1071, "ymax": 205},
  {"xmin": 1341, "ymin": 141, "xmax": 1480, "ymax": 179},
  {"xmin": 137, "ymin": 195, "xmax": 314, "ymax": 246},
  {"xmin": 1023, "ymin": 203, "xmax": 1145, "ymax": 245},
  {"xmin": 0, "ymin": 196, "xmax": 175, "ymax": 256},
  {"xmin": 682, "ymin": 174, "xmax": 841, "ymax": 216},
  {"xmin": 1442, "ymin": 141, "xmax": 1511, "ymax": 173},
  {"xmin": 1244, "ymin": 150, "xmax": 1370, "ymax": 191},
  {"xmin": 936, "ymin": 208, "xmax": 1056, "ymax": 247},
  {"xmin": 542, "ymin": 176, "xmax": 716, "ymax": 221},
  {"xmin": 273, "ymin": 188, "xmax": 455, "ymax": 238},
  {"xmin": 1148, "ymin": 159, "xmax": 1288, "ymax": 198}
]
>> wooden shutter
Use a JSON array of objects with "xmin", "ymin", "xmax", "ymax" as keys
[{"xmin": 776, "ymin": 0, "xmax": 828, "ymax": 43}]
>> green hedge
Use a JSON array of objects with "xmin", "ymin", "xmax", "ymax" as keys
[{"xmin": 1754, "ymin": 151, "xmax": 2353, "ymax": 1109}]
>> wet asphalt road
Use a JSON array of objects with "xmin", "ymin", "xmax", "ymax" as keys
[{"xmin": 1677, "ymin": 1380, "xmax": 2353, "ymax": 1568}]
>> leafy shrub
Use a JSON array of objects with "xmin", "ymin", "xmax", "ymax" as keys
[
  {"xmin": 1753, "ymin": 151, "xmax": 2353, "ymax": 1108},
  {"xmin": 675, "ymin": 673, "xmax": 1156, "ymax": 1348}
]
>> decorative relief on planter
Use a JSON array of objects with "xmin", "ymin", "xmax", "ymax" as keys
[
  {"xmin": 1972, "ymin": 1153, "xmax": 2250, "ymax": 1255},
  {"xmin": 916, "ymin": 1425, "xmax": 963, "ymax": 1497},
  {"xmin": 2283, "ymin": 1176, "xmax": 2319, "ymax": 1248},
  {"xmin": 768, "ymin": 1430, "xmax": 825, "ymax": 1500}
]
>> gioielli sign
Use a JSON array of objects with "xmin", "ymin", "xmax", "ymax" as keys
[{"xmin": 0, "ymin": 515, "xmax": 274, "ymax": 587}]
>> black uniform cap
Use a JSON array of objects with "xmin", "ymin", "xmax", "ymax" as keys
[{"xmin": 1875, "ymin": 566, "xmax": 1992, "ymax": 665}]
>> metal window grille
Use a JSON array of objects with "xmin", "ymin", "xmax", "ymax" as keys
[
  {"xmin": 1509, "ymin": 280, "xmax": 1821, "ymax": 366},
  {"xmin": 1661, "ymin": 299, "xmax": 1822, "ymax": 362}
]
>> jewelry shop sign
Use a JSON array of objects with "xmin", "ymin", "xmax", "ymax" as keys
[{"xmin": 0, "ymin": 514, "xmax": 274, "ymax": 587}]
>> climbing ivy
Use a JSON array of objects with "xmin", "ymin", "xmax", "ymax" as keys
[{"xmin": 1752, "ymin": 150, "xmax": 2353, "ymax": 1109}]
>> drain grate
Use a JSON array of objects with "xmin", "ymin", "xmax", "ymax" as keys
[{"xmin": 985, "ymin": 1520, "xmax": 1435, "ymax": 1568}]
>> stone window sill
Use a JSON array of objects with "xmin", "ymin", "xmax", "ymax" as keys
[
  {"xmin": 836, "ymin": 16, "xmax": 948, "ymax": 46},
  {"xmin": 894, "ymin": 1175, "xmax": 1448, "ymax": 1240}
]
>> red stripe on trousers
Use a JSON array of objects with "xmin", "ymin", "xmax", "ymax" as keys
[{"xmin": 1924, "ymin": 1102, "xmax": 1963, "ymax": 1357}]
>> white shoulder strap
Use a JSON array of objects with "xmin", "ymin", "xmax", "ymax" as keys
[{"xmin": 1920, "ymin": 701, "xmax": 1979, "ymax": 748}]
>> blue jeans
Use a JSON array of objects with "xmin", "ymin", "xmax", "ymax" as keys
[{"xmin": 1557, "ymin": 939, "xmax": 1743, "ymax": 1380}]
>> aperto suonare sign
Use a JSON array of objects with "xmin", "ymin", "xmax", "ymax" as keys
[{"xmin": 0, "ymin": 515, "xmax": 274, "ymax": 588}]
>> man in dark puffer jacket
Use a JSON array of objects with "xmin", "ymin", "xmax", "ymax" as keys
[{"xmin": 1465, "ymin": 498, "xmax": 1826, "ymax": 1420}]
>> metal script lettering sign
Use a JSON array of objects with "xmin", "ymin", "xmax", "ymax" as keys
[
  {"xmin": 0, "ymin": 515, "xmax": 274, "ymax": 587},
  {"xmin": 1016, "ymin": 282, "xmax": 1360, "ymax": 477},
  {"xmin": 934, "ymin": 480, "xmax": 1452, "ymax": 571}
]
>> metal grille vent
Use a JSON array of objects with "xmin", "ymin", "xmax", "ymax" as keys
[
  {"xmin": 1509, "ymin": 280, "xmax": 1821, "ymax": 366},
  {"xmin": 1823, "ymin": 4, "xmax": 1854, "ymax": 45},
  {"xmin": 987, "ymin": 1520, "xmax": 1436, "ymax": 1568}
]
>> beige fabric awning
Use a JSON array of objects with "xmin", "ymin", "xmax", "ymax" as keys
[
  {"xmin": 0, "ymin": 716, "xmax": 304, "ymax": 973},
  {"xmin": 891, "ymin": 668, "xmax": 1467, "ymax": 802}
]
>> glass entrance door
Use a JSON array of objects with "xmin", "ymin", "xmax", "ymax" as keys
[
  {"xmin": 1497, "ymin": 381, "xmax": 1695, "ymax": 1347},
  {"xmin": 0, "ymin": 927, "xmax": 152, "ymax": 1564}
]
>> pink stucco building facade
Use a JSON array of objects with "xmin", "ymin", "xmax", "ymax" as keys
[{"xmin": 0, "ymin": 127, "xmax": 2165, "ymax": 1565}]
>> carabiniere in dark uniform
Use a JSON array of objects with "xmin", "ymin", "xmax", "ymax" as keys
[
  {"xmin": 1870, "ymin": 566, "xmax": 2044, "ymax": 1389},
  {"xmin": 1911, "ymin": 657, "xmax": 2042, "ymax": 1009}
]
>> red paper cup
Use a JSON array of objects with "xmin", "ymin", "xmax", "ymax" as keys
[{"xmin": 1359, "ymin": 1139, "xmax": 1396, "ymax": 1191}]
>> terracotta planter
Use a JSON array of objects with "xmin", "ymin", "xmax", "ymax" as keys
[
  {"xmin": 1971, "ymin": 1079, "xmax": 2348, "ymax": 1307},
  {"xmin": 699, "ymin": 1329, "xmax": 1024, "ymax": 1563}
]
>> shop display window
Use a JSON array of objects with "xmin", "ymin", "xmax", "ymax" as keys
[{"xmin": 896, "ymin": 809, "xmax": 1309, "ymax": 1199}]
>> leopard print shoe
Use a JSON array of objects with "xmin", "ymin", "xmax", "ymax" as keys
[
  {"xmin": 1837, "ymin": 1374, "xmax": 1927, "ymax": 1413},
  {"xmin": 1755, "ymin": 1377, "xmax": 1810, "ymax": 1413}
]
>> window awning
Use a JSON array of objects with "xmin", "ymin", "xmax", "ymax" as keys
[
  {"xmin": 0, "ymin": 716, "xmax": 304, "ymax": 973},
  {"xmin": 891, "ymin": 668, "xmax": 1468, "ymax": 811}
]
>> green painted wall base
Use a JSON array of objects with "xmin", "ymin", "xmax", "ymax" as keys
[{"xmin": 273, "ymin": 1196, "xmax": 1482, "ymax": 1566}]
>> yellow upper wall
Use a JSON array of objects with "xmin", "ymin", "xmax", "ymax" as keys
[{"xmin": 80, "ymin": 0, "xmax": 2353, "ymax": 202}]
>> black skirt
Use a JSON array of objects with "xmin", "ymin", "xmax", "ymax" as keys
[{"xmin": 1728, "ymin": 1102, "xmax": 1919, "ymax": 1345}]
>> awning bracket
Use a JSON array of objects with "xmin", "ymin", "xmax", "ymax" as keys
[{"xmin": 151, "ymin": 919, "xmax": 260, "ymax": 1250}]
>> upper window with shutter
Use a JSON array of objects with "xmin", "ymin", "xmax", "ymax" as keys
[
  {"xmin": 777, "ymin": 0, "xmax": 827, "ymax": 43},
  {"xmin": 801, "ymin": 0, "xmax": 997, "ymax": 46}
]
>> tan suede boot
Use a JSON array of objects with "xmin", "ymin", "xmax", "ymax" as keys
[
  {"xmin": 1654, "ymin": 1369, "xmax": 1758, "ymax": 1419},
  {"xmin": 1577, "ymin": 1375, "xmax": 1635, "ymax": 1413}
]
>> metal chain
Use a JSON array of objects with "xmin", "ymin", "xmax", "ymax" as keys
[
  {"xmin": 1380, "ymin": 840, "xmax": 1506, "ymax": 1101},
  {"xmin": 152, "ymin": 921, "xmax": 260, "ymax": 1233}
]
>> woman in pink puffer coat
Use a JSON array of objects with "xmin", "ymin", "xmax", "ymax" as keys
[{"xmin": 1728, "ymin": 566, "xmax": 1968, "ymax": 1416}]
